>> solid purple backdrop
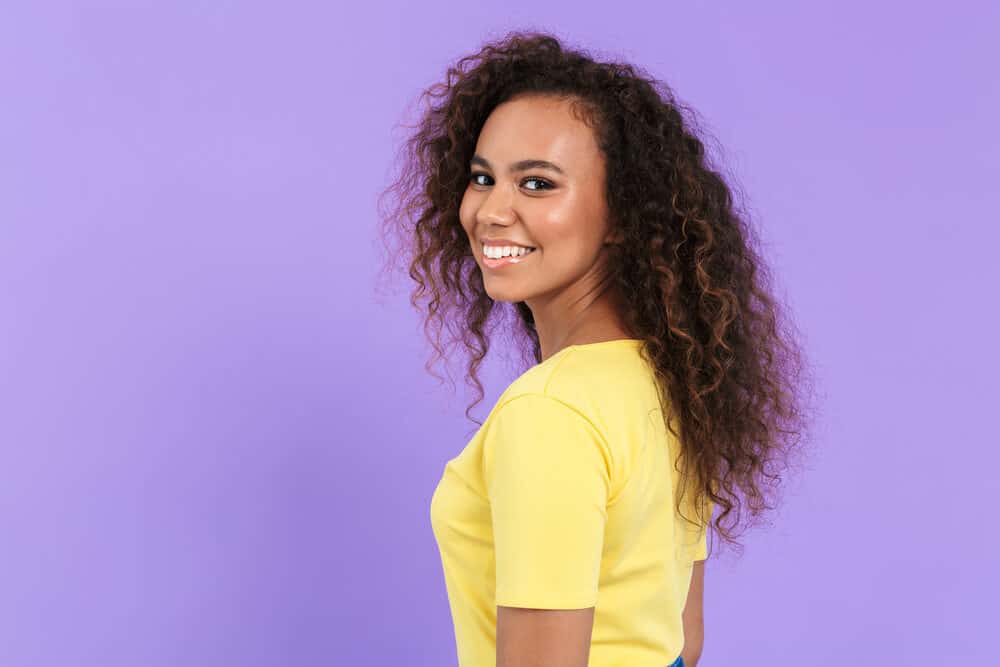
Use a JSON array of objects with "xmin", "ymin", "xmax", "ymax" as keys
[{"xmin": 1, "ymin": 2, "xmax": 996, "ymax": 665}]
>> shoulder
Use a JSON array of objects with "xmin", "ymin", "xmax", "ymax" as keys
[
  {"xmin": 481, "ymin": 391, "xmax": 615, "ymax": 499},
  {"xmin": 489, "ymin": 392, "xmax": 603, "ymax": 440},
  {"xmin": 502, "ymin": 342, "xmax": 651, "ymax": 409},
  {"xmin": 486, "ymin": 344, "xmax": 656, "ymax": 468}
]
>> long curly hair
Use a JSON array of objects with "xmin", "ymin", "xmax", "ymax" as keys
[{"xmin": 375, "ymin": 30, "xmax": 820, "ymax": 556}]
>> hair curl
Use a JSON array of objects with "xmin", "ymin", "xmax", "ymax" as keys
[{"xmin": 375, "ymin": 29, "xmax": 820, "ymax": 557}]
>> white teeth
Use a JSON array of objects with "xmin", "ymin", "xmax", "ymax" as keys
[{"xmin": 483, "ymin": 244, "xmax": 536, "ymax": 259}]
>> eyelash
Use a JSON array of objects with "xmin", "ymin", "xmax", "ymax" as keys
[{"xmin": 468, "ymin": 172, "xmax": 554, "ymax": 191}]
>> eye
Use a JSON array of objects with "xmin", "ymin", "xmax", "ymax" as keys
[
  {"xmin": 521, "ymin": 177, "xmax": 553, "ymax": 191},
  {"xmin": 469, "ymin": 172, "xmax": 553, "ymax": 191}
]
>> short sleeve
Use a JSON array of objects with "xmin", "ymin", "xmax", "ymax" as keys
[
  {"xmin": 692, "ymin": 498, "xmax": 714, "ymax": 561},
  {"xmin": 693, "ymin": 527, "xmax": 708, "ymax": 561},
  {"xmin": 482, "ymin": 393, "xmax": 612, "ymax": 609}
]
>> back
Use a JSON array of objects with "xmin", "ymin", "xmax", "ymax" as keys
[{"xmin": 430, "ymin": 339, "xmax": 712, "ymax": 666}]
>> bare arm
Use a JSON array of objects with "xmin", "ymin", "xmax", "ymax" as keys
[
  {"xmin": 680, "ymin": 559, "xmax": 706, "ymax": 666},
  {"xmin": 494, "ymin": 561, "xmax": 703, "ymax": 666},
  {"xmin": 496, "ymin": 605, "xmax": 595, "ymax": 667}
]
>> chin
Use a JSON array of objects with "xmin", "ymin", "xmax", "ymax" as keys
[
  {"xmin": 484, "ymin": 290, "xmax": 522, "ymax": 303},
  {"xmin": 482, "ymin": 283, "xmax": 529, "ymax": 303}
]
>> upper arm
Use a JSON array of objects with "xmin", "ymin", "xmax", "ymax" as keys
[
  {"xmin": 684, "ymin": 560, "xmax": 705, "ymax": 622},
  {"xmin": 681, "ymin": 560, "xmax": 706, "ymax": 660},
  {"xmin": 484, "ymin": 394, "xmax": 611, "ymax": 609},
  {"xmin": 484, "ymin": 394, "xmax": 612, "ymax": 665},
  {"xmin": 496, "ymin": 605, "xmax": 595, "ymax": 667}
]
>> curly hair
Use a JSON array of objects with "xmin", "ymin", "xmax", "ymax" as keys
[{"xmin": 374, "ymin": 29, "xmax": 820, "ymax": 557}]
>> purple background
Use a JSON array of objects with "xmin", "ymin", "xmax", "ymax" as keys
[{"xmin": 2, "ymin": 2, "xmax": 997, "ymax": 665}]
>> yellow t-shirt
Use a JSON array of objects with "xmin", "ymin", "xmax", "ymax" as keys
[{"xmin": 430, "ymin": 339, "xmax": 712, "ymax": 667}]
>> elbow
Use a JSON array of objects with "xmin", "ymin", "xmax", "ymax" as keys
[
  {"xmin": 680, "ymin": 623, "xmax": 704, "ymax": 666},
  {"xmin": 682, "ymin": 650, "xmax": 702, "ymax": 667}
]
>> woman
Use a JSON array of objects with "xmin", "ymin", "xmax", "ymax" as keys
[{"xmin": 377, "ymin": 30, "xmax": 816, "ymax": 667}]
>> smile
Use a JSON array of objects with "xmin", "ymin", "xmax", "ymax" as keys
[{"xmin": 482, "ymin": 248, "xmax": 537, "ymax": 270}]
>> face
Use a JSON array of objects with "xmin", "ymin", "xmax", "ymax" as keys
[{"xmin": 459, "ymin": 95, "xmax": 616, "ymax": 306}]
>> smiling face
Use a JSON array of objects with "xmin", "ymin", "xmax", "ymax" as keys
[{"xmin": 459, "ymin": 94, "xmax": 617, "ymax": 307}]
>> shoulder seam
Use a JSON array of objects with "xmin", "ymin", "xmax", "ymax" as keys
[
  {"xmin": 491, "ymin": 390, "xmax": 626, "ymax": 505},
  {"xmin": 541, "ymin": 346, "xmax": 578, "ymax": 395}
]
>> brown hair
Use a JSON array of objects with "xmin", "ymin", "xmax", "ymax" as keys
[{"xmin": 375, "ymin": 30, "xmax": 820, "ymax": 556}]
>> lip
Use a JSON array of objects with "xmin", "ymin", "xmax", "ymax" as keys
[
  {"xmin": 480, "ymin": 237, "xmax": 536, "ymax": 249},
  {"xmin": 481, "ymin": 247, "xmax": 537, "ymax": 270}
]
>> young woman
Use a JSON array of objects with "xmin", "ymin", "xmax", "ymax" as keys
[{"xmin": 377, "ymin": 30, "xmax": 816, "ymax": 667}]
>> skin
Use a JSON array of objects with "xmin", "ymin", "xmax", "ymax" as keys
[
  {"xmin": 459, "ymin": 94, "xmax": 633, "ymax": 364},
  {"xmin": 460, "ymin": 94, "xmax": 707, "ymax": 667},
  {"xmin": 492, "ymin": 562, "xmax": 704, "ymax": 667},
  {"xmin": 681, "ymin": 560, "xmax": 706, "ymax": 667}
]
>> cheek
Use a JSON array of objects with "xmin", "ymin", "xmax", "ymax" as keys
[
  {"xmin": 458, "ymin": 201, "xmax": 474, "ymax": 237},
  {"xmin": 534, "ymin": 231, "xmax": 606, "ymax": 276},
  {"xmin": 533, "ymin": 221, "xmax": 587, "ymax": 255}
]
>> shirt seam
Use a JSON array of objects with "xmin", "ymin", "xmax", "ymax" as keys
[
  {"xmin": 544, "ymin": 347, "xmax": 631, "ymax": 506},
  {"xmin": 487, "ymin": 385, "xmax": 627, "ymax": 505}
]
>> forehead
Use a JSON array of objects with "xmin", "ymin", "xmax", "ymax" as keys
[{"xmin": 474, "ymin": 95, "xmax": 602, "ymax": 171}]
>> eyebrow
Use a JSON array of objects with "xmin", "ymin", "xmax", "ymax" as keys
[{"xmin": 470, "ymin": 155, "xmax": 566, "ymax": 176}]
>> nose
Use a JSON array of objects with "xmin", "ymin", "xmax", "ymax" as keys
[{"xmin": 476, "ymin": 180, "xmax": 516, "ymax": 227}]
